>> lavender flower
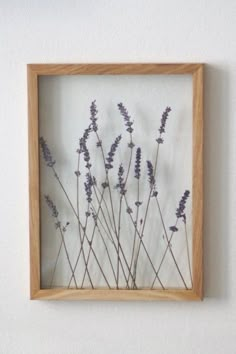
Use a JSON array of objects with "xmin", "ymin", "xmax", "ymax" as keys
[
  {"xmin": 84, "ymin": 173, "xmax": 93, "ymax": 203},
  {"xmin": 126, "ymin": 206, "xmax": 133, "ymax": 214},
  {"xmin": 117, "ymin": 103, "xmax": 134, "ymax": 134},
  {"xmin": 169, "ymin": 226, "xmax": 178, "ymax": 232},
  {"xmin": 105, "ymin": 135, "xmax": 122, "ymax": 170},
  {"xmin": 146, "ymin": 160, "xmax": 155, "ymax": 188},
  {"xmin": 39, "ymin": 137, "xmax": 56, "ymax": 167},
  {"xmin": 116, "ymin": 164, "xmax": 126, "ymax": 195},
  {"xmin": 77, "ymin": 125, "xmax": 92, "ymax": 154},
  {"xmin": 44, "ymin": 195, "xmax": 58, "ymax": 218},
  {"xmin": 158, "ymin": 107, "xmax": 171, "ymax": 134},
  {"xmin": 101, "ymin": 181, "xmax": 109, "ymax": 189},
  {"xmin": 83, "ymin": 144, "xmax": 91, "ymax": 169},
  {"xmin": 90, "ymin": 100, "xmax": 98, "ymax": 132},
  {"xmin": 176, "ymin": 190, "xmax": 190, "ymax": 220},
  {"xmin": 156, "ymin": 107, "xmax": 171, "ymax": 144},
  {"xmin": 134, "ymin": 147, "xmax": 141, "ymax": 179},
  {"xmin": 128, "ymin": 142, "xmax": 135, "ymax": 149},
  {"xmin": 135, "ymin": 201, "xmax": 142, "ymax": 207}
]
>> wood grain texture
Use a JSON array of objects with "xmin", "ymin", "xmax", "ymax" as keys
[
  {"xmin": 192, "ymin": 64, "xmax": 204, "ymax": 299},
  {"xmin": 31, "ymin": 289, "xmax": 201, "ymax": 301},
  {"xmin": 28, "ymin": 63, "xmax": 204, "ymax": 301},
  {"xmin": 28, "ymin": 65, "xmax": 41, "ymax": 299},
  {"xmin": 27, "ymin": 63, "xmax": 203, "ymax": 75}
]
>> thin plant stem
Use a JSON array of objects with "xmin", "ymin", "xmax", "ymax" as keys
[
  {"xmin": 50, "ymin": 240, "xmax": 63, "ymax": 288},
  {"xmin": 116, "ymin": 196, "xmax": 123, "ymax": 288},
  {"xmin": 184, "ymin": 222, "xmax": 193, "ymax": 287},
  {"xmin": 49, "ymin": 166, "xmax": 108, "ymax": 288},
  {"xmin": 95, "ymin": 132, "xmax": 118, "ymax": 235},
  {"xmin": 94, "ymin": 184, "xmax": 115, "ymax": 233},
  {"xmin": 128, "ymin": 178, "xmax": 140, "ymax": 287},
  {"xmin": 57, "ymin": 221, "xmax": 78, "ymax": 288},
  {"xmin": 92, "ymin": 224, "xmax": 117, "ymax": 285},
  {"xmin": 76, "ymin": 155, "xmax": 93, "ymax": 288},
  {"xmin": 124, "ymin": 195, "xmax": 164, "ymax": 289},
  {"xmin": 155, "ymin": 197, "xmax": 188, "ymax": 289},
  {"xmin": 151, "ymin": 219, "xmax": 179, "ymax": 289},
  {"xmin": 132, "ymin": 144, "xmax": 160, "ymax": 284}
]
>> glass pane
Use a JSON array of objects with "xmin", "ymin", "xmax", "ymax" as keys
[{"xmin": 39, "ymin": 74, "xmax": 193, "ymax": 290}]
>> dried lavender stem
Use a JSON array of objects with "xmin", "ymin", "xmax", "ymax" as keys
[
  {"xmin": 95, "ymin": 131, "xmax": 118, "ymax": 234},
  {"xmin": 151, "ymin": 219, "xmax": 179, "ymax": 289},
  {"xmin": 50, "ymin": 241, "xmax": 63, "ymax": 288},
  {"xmin": 94, "ymin": 131, "xmax": 134, "ymax": 285},
  {"xmin": 133, "ymin": 145, "xmax": 160, "ymax": 283},
  {"xmin": 50, "ymin": 166, "xmax": 106, "ymax": 288},
  {"xmin": 124, "ymin": 195, "xmax": 164, "ymax": 289},
  {"xmin": 94, "ymin": 184, "xmax": 115, "ymax": 233},
  {"xmin": 184, "ymin": 222, "xmax": 193, "ymax": 287},
  {"xmin": 78, "ymin": 204, "xmax": 94, "ymax": 288},
  {"xmin": 155, "ymin": 197, "xmax": 188, "ymax": 289},
  {"xmin": 76, "ymin": 155, "xmax": 93, "ymax": 288},
  {"xmin": 94, "ymin": 224, "xmax": 117, "ymax": 285},
  {"xmin": 79, "ymin": 188, "xmax": 129, "ymax": 288},
  {"xmin": 116, "ymin": 196, "xmax": 123, "ymax": 288},
  {"xmin": 128, "ymin": 179, "xmax": 140, "ymax": 288},
  {"xmin": 57, "ymin": 222, "xmax": 78, "ymax": 288}
]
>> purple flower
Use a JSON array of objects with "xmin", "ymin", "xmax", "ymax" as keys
[
  {"xmin": 169, "ymin": 226, "xmax": 178, "ymax": 232},
  {"xmin": 39, "ymin": 137, "xmax": 56, "ymax": 167},
  {"xmin": 146, "ymin": 160, "xmax": 155, "ymax": 188},
  {"xmin": 116, "ymin": 164, "xmax": 126, "ymax": 195},
  {"xmin": 158, "ymin": 107, "xmax": 171, "ymax": 134},
  {"xmin": 117, "ymin": 103, "xmax": 134, "ymax": 134},
  {"xmin": 135, "ymin": 201, "xmax": 142, "ymax": 207},
  {"xmin": 78, "ymin": 125, "xmax": 92, "ymax": 154},
  {"xmin": 176, "ymin": 190, "xmax": 190, "ymax": 220},
  {"xmin": 134, "ymin": 147, "xmax": 141, "ymax": 179},
  {"xmin": 128, "ymin": 142, "xmax": 135, "ymax": 149},
  {"xmin": 90, "ymin": 100, "xmax": 98, "ymax": 132},
  {"xmin": 152, "ymin": 191, "xmax": 158, "ymax": 197},
  {"xmin": 126, "ymin": 206, "xmax": 133, "ymax": 214},
  {"xmin": 84, "ymin": 173, "xmax": 93, "ymax": 203},
  {"xmin": 156, "ymin": 137, "xmax": 163, "ymax": 144},
  {"xmin": 105, "ymin": 135, "xmax": 122, "ymax": 170},
  {"xmin": 74, "ymin": 170, "xmax": 81, "ymax": 177},
  {"xmin": 44, "ymin": 195, "xmax": 58, "ymax": 218},
  {"xmin": 101, "ymin": 181, "xmax": 109, "ymax": 189}
]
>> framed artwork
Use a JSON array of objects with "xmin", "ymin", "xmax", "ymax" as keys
[{"xmin": 28, "ymin": 63, "xmax": 203, "ymax": 300}]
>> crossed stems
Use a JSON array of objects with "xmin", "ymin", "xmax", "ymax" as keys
[{"xmin": 50, "ymin": 165, "xmax": 111, "ymax": 288}]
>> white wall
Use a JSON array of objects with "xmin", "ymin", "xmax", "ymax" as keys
[{"xmin": 0, "ymin": 1, "xmax": 235, "ymax": 353}]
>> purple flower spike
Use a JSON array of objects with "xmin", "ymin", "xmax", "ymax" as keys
[
  {"xmin": 105, "ymin": 135, "xmax": 122, "ymax": 170},
  {"xmin": 78, "ymin": 125, "xmax": 92, "ymax": 154},
  {"xmin": 176, "ymin": 190, "xmax": 190, "ymax": 220},
  {"xmin": 44, "ymin": 195, "xmax": 58, "ymax": 218},
  {"xmin": 84, "ymin": 173, "xmax": 93, "ymax": 203},
  {"xmin": 39, "ymin": 137, "xmax": 56, "ymax": 167},
  {"xmin": 117, "ymin": 103, "xmax": 134, "ymax": 134},
  {"xmin": 146, "ymin": 160, "xmax": 155, "ymax": 188},
  {"xmin": 169, "ymin": 226, "xmax": 178, "ymax": 232},
  {"xmin": 134, "ymin": 147, "xmax": 141, "ymax": 179},
  {"xmin": 116, "ymin": 164, "xmax": 126, "ymax": 195},
  {"xmin": 90, "ymin": 100, "xmax": 98, "ymax": 132},
  {"xmin": 156, "ymin": 107, "xmax": 171, "ymax": 144},
  {"xmin": 159, "ymin": 107, "xmax": 171, "ymax": 134}
]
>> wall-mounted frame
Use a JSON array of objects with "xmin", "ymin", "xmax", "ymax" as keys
[{"xmin": 28, "ymin": 63, "xmax": 203, "ymax": 300}]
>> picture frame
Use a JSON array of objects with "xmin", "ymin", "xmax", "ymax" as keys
[{"xmin": 28, "ymin": 63, "xmax": 203, "ymax": 300}]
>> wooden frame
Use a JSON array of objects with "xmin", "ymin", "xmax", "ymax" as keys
[{"xmin": 28, "ymin": 63, "xmax": 203, "ymax": 301}]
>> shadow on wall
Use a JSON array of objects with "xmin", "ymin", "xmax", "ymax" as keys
[{"xmin": 204, "ymin": 64, "xmax": 230, "ymax": 299}]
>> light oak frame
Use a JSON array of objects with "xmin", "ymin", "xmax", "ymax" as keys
[{"xmin": 28, "ymin": 63, "xmax": 203, "ymax": 300}]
